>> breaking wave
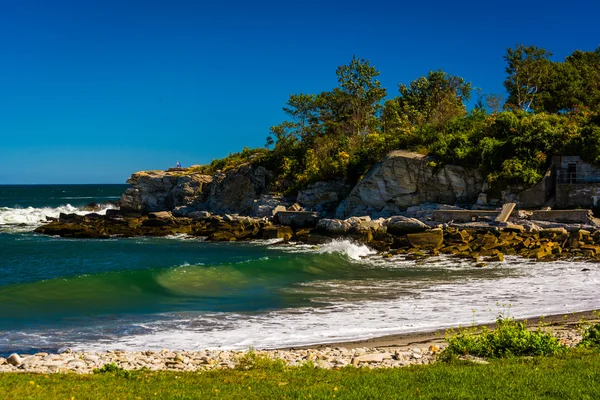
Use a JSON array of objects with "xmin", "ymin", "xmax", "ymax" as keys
[{"xmin": 0, "ymin": 204, "xmax": 115, "ymax": 229}]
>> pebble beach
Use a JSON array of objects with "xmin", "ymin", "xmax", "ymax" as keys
[{"xmin": 1, "ymin": 312, "xmax": 595, "ymax": 374}]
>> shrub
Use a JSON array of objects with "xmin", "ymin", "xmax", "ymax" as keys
[
  {"xmin": 235, "ymin": 350, "xmax": 286, "ymax": 371},
  {"xmin": 93, "ymin": 362, "xmax": 133, "ymax": 379},
  {"xmin": 579, "ymin": 323, "xmax": 600, "ymax": 349},
  {"xmin": 441, "ymin": 316, "xmax": 566, "ymax": 360}
]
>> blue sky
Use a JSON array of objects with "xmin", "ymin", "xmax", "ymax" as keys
[{"xmin": 0, "ymin": 0, "xmax": 598, "ymax": 183}]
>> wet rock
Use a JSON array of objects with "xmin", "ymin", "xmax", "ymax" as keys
[
  {"xmin": 407, "ymin": 228, "xmax": 444, "ymax": 249},
  {"xmin": 385, "ymin": 216, "xmax": 429, "ymax": 235},
  {"xmin": 262, "ymin": 226, "xmax": 293, "ymax": 240},
  {"xmin": 485, "ymin": 253, "xmax": 504, "ymax": 262}
]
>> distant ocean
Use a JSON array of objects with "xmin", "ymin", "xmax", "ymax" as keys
[{"xmin": 1, "ymin": 184, "xmax": 599, "ymax": 356}]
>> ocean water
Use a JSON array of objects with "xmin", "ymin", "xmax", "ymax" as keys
[{"xmin": 1, "ymin": 185, "xmax": 599, "ymax": 356}]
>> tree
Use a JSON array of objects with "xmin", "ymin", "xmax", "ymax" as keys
[
  {"xmin": 395, "ymin": 70, "xmax": 472, "ymax": 126},
  {"xmin": 504, "ymin": 44, "xmax": 552, "ymax": 112},
  {"xmin": 334, "ymin": 56, "xmax": 387, "ymax": 136}
]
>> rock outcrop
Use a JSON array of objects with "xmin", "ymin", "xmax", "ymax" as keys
[
  {"xmin": 120, "ymin": 164, "xmax": 273, "ymax": 215},
  {"xmin": 297, "ymin": 180, "xmax": 352, "ymax": 212},
  {"xmin": 337, "ymin": 151, "xmax": 484, "ymax": 218}
]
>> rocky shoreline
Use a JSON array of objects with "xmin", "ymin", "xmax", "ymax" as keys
[
  {"xmin": 34, "ymin": 207, "xmax": 600, "ymax": 264},
  {"xmin": 0, "ymin": 315, "xmax": 593, "ymax": 374}
]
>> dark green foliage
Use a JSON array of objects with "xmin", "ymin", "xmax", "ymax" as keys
[
  {"xmin": 442, "ymin": 316, "xmax": 566, "ymax": 360},
  {"xmin": 191, "ymin": 46, "xmax": 600, "ymax": 195},
  {"xmin": 579, "ymin": 323, "xmax": 600, "ymax": 349},
  {"xmin": 189, "ymin": 147, "xmax": 268, "ymax": 175}
]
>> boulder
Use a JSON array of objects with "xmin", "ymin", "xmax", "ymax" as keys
[
  {"xmin": 262, "ymin": 226, "xmax": 293, "ymax": 240},
  {"xmin": 384, "ymin": 216, "xmax": 429, "ymax": 235},
  {"xmin": 6, "ymin": 353, "xmax": 22, "ymax": 366},
  {"xmin": 188, "ymin": 211, "xmax": 211, "ymax": 220},
  {"xmin": 337, "ymin": 151, "xmax": 483, "ymax": 218},
  {"xmin": 252, "ymin": 195, "xmax": 289, "ymax": 217},
  {"xmin": 316, "ymin": 219, "xmax": 352, "ymax": 233},
  {"xmin": 148, "ymin": 211, "xmax": 173, "ymax": 220},
  {"xmin": 407, "ymin": 228, "xmax": 444, "ymax": 249}
]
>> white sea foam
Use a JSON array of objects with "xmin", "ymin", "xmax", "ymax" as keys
[
  {"xmin": 317, "ymin": 239, "xmax": 376, "ymax": 260},
  {"xmin": 270, "ymin": 239, "xmax": 376, "ymax": 261},
  {"xmin": 0, "ymin": 204, "xmax": 115, "ymax": 229},
  {"xmin": 70, "ymin": 256, "xmax": 600, "ymax": 353}
]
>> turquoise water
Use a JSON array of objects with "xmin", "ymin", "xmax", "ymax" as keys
[{"xmin": 1, "ymin": 185, "xmax": 599, "ymax": 356}]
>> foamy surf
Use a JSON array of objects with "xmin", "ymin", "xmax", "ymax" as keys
[
  {"xmin": 66, "ymin": 256, "xmax": 600, "ymax": 353},
  {"xmin": 317, "ymin": 239, "xmax": 376, "ymax": 260},
  {"xmin": 0, "ymin": 204, "xmax": 115, "ymax": 229},
  {"xmin": 271, "ymin": 239, "xmax": 376, "ymax": 261}
]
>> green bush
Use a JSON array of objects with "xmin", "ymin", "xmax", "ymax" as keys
[
  {"xmin": 579, "ymin": 323, "xmax": 600, "ymax": 348},
  {"xmin": 93, "ymin": 362, "xmax": 133, "ymax": 379},
  {"xmin": 441, "ymin": 316, "xmax": 566, "ymax": 360},
  {"xmin": 235, "ymin": 350, "xmax": 286, "ymax": 371}
]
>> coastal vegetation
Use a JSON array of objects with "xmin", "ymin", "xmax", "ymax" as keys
[{"xmin": 206, "ymin": 45, "xmax": 600, "ymax": 194}]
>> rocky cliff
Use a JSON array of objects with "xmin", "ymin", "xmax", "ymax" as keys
[
  {"xmin": 120, "ymin": 164, "xmax": 273, "ymax": 215},
  {"xmin": 120, "ymin": 151, "xmax": 484, "ymax": 217},
  {"xmin": 336, "ymin": 151, "xmax": 484, "ymax": 218}
]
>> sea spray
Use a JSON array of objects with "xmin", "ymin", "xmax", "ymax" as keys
[
  {"xmin": 0, "ymin": 203, "xmax": 115, "ymax": 228},
  {"xmin": 317, "ymin": 239, "xmax": 376, "ymax": 260}
]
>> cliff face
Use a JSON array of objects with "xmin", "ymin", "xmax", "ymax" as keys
[
  {"xmin": 337, "ymin": 151, "xmax": 484, "ymax": 218},
  {"xmin": 120, "ymin": 151, "xmax": 484, "ymax": 217},
  {"xmin": 120, "ymin": 164, "xmax": 272, "ymax": 214}
]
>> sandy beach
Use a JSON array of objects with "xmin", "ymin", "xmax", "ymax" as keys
[{"xmin": 294, "ymin": 310, "xmax": 600, "ymax": 351}]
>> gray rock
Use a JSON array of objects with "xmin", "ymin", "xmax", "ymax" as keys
[
  {"xmin": 297, "ymin": 180, "xmax": 351, "ymax": 210},
  {"xmin": 339, "ymin": 151, "xmax": 483, "ymax": 218},
  {"xmin": 121, "ymin": 164, "xmax": 273, "ymax": 215},
  {"xmin": 188, "ymin": 210, "xmax": 211, "ymax": 219},
  {"xmin": 384, "ymin": 216, "xmax": 430, "ymax": 234},
  {"xmin": 351, "ymin": 353, "xmax": 392, "ymax": 365},
  {"xmin": 316, "ymin": 218, "xmax": 352, "ymax": 233},
  {"xmin": 6, "ymin": 353, "xmax": 23, "ymax": 366}
]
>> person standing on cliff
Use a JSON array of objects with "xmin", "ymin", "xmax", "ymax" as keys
[{"xmin": 176, "ymin": 161, "xmax": 182, "ymax": 168}]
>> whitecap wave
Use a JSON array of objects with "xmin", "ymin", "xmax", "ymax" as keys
[
  {"xmin": 316, "ymin": 239, "xmax": 376, "ymax": 260},
  {"xmin": 71, "ymin": 257, "xmax": 600, "ymax": 352},
  {"xmin": 0, "ymin": 204, "xmax": 116, "ymax": 229}
]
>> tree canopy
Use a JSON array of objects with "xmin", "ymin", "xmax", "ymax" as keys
[{"xmin": 209, "ymin": 45, "xmax": 600, "ymax": 194}]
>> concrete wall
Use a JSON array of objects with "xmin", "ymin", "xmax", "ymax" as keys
[
  {"xmin": 432, "ymin": 210, "xmax": 500, "ymax": 223},
  {"xmin": 531, "ymin": 209, "xmax": 592, "ymax": 224},
  {"xmin": 515, "ymin": 169, "xmax": 554, "ymax": 208},
  {"xmin": 555, "ymin": 183, "xmax": 600, "ymax": 208}
]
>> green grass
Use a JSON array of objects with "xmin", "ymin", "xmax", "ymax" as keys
[{"xmin": 1, "ymin": 350, "xmax": 600, "ymax": 399}]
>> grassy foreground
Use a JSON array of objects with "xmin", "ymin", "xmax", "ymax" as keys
[{"xmin": 1, "ymin": 350, "xmax": 599, "ymax": 399}]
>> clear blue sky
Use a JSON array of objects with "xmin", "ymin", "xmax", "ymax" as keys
[{"xmin": 1, "ymin": 0, "xmax": 598, "ymax": 183}]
